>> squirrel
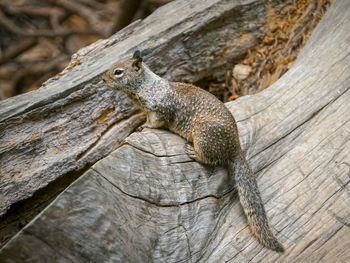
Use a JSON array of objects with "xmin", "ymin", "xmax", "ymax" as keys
[{"xmin": 102, "ymin": 50, "xmax": 284, "ymax": 253}]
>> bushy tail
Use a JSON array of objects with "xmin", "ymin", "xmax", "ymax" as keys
[{"xmin": 231, "ymin": 155, "xmax": 284, "ymax": 252}]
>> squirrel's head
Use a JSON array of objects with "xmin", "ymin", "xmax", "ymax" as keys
[{"xmin": 102, "ymin": 50, "xmax": 144, "ymax": 94}]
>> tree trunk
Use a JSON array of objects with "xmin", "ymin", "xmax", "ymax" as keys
[{"xmin": 1, "ymin": 0, "xmax": 350, "ymax": 262}]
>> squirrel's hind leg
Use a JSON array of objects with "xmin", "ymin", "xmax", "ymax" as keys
[{"xmin": 185, "ymin": 138, "xmax": 220, "ymax": 166}]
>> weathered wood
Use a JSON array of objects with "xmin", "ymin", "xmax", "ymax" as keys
[
  {"xmin": 1, "ymin": 0, "xmax": 349, "ymax": 262},
  {"xmin": 0, "ymin": 0, "xmax": 289, "ymax": 222},
  {"xmin": 0, "ymin": 0, "xmax": 292, "ymax": 248}
]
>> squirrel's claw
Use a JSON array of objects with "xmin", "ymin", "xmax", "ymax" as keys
[{"xmin": 185, "ymin": 143, "xmax": 198, "ymax": 160}]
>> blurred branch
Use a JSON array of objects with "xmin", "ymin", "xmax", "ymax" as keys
[
  {"xmin": 48, "ymin": 0, "xmax": 108, "ymax": 36},
  {"xmin": 0, "ymin": 9, "xmax": 96, "ymax": 37},
  {"xmin": 5, "ymin": 5, "xmax": 66, "ymax": 29},
  {"xmin": 0, "ymin": 39, "xmax": 37, "ymax": 65}
]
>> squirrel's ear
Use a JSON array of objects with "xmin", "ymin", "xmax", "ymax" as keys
[
  {"xmin": 132, "ymin": 50, "xmax": 143, "ymax": 71},
  {"xmin": 133, "ymin": 50, "xmax": 142, "ymax": 60}
]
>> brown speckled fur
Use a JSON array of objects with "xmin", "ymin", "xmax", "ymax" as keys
[{"xmin": 102, "ymin": 51, "xmax": 284, "ymax": 252}]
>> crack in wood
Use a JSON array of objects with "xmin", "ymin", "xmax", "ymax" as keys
[{"xmin": 92, "ymin": 167, "xmax": 235, "ymax": 208}]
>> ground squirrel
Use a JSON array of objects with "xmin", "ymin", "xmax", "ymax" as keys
[{"xmin": 102, "ymin": 51, "xmax": 284, "ymax": 252}]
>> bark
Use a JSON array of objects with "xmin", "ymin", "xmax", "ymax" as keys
[{"xmin": 1, "ymin": 0, "xmax": 350, "ymax": 262}]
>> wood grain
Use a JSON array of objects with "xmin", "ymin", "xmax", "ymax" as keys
[{"xmin": 1, "ymin": 0, "xmax": 350, "ymax": 262}]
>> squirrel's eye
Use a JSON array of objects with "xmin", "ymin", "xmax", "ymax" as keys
[{"xmin": 113, "ymin": 68, "xmax": 124, "ymax": 78}]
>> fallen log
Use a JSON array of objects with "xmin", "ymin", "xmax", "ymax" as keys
[
  {"xmin": 0, "ymin": 0, "xmax": 291, "ymax": 246},
  {"xmin": 1, "ymin": 0, "xmax": 350, "ymax": 262}
]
